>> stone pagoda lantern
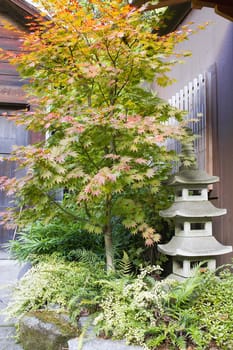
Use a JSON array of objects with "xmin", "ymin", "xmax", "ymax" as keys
[{"xmin": 158, "ymin": 141, "xmax": 232, "ymax": 280}]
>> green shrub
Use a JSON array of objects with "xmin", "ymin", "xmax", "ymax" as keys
[
  {"xmin": 8, "ymin": 251, "xmax": 233, "ymax": 350},
  {"xmin": 95, "ymin": 266, "xmax": 233, "ymax": 349},
  {"xmin": 146, "ymin": 267, "xmax": 233, "ymax": 350},
  {"xmin": 9, "ymin": 221, "xmax": 105, "ymax": 262},
  {"xmin": 9, "ymin": 215, "xmax": 171, "ymax": 273},
  {"xmin": 94, "ymin": 267, "xmax": 205, "ymax": 349},
  {"xmin": 189, "ymin": 267, "xmax": 233, "ymax": 349},
  {"xmin": 94, "ymin": 265, "xmax": 173, "ymax": 347},
  {"xmin": 6, "ymin": 254, "xmax": 110, "ymax": 323}
]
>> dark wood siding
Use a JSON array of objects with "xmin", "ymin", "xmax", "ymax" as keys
[
  {"xmin": 0, "ymin": 13, "xmax": 27, "ymax": 104},
  {"xmin": 0, "ymin": 159, "xmax": 16, "ymax": 243},
  {"xmin": 0, "ymin": 11, "xmax": 28, "ymax": 243},
  {"xmin": 0, "ymin": 105, "xmax": 28, "ymax": 243}
]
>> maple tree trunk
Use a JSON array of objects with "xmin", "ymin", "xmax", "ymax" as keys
[
  {"xmin": 104, "ymin": 227, "xmax": 115, "ymax": 272},
  {"xmin": 104, "ymin": 196, "xmax": 115, "ymax": 272}
]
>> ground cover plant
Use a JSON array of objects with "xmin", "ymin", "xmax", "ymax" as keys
[
  {"xmin": 7, "ymin": 255, "xmax": 233, "ymax": 350},
  {"xmin": 95, "ymin": 266, "xmax": 233, "ymax": 350},
  {"xmin": 6, "ymin": 254, "xmax": 110, "ymax": 323},
  {"xmin": 188, "ymin": 267, "xmax": 233, "ymax": 350},
  {"xmin": 0, "ymin": 0, "xmax": 195, "ymax": 271}
]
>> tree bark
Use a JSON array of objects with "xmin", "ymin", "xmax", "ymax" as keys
[
  {"xmin": 104, "ymin": 227, "xmax": 115, "ymax": 272},
  {"xmin": 104, "ymin": 196, "xmax": 115, "ymax": 272}
]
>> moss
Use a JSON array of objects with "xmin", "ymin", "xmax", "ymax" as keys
[
  {"xmin": 26, "ymin": 310, "xmax": 78, "ymax": 336},
  {"xmin": 18, "ymin": 310, "xmax": 79, "ymax": 350}
]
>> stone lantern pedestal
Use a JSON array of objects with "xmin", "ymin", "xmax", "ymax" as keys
[{"xmin": 158, "ymin": 144, "xmax": 232, "ymax": 280}]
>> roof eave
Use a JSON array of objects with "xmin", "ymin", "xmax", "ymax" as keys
[{"xmin": 1, "ymin": 0, "xmax": 40, "ymax": 28}]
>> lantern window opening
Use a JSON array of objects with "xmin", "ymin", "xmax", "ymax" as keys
[
  {"xmin": 173, "ymin": 259, "xmax": 183, "ymax": 269},
  {"xmin": 187, "ymin": 187, "xmax": 208, "ymax": 200},
  {"xmin": 190, "ymin": 222, "xmax": 205, "ymax": 230},
  {"xmin": 179, "ymin": 223, "xmax": 184, "ymax": 231},
  {"xmin": 190, "ymin": 260, "xmax": 208, "ymax": 269},
  {"xmin": 177, "ymin": 190, "xmax": 183, "ymax": 197},
  {"xmin": 174, "ymin": 187, "xmax": 209, "ymax": 201},
  {"xmin": 188, "ymin": 189, "xmax": 202, "ymax": 196}
]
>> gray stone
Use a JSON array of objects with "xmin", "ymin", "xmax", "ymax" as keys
[
  {"xmin": 158, "ymin": 139, "xmax": 233, "ymax": 280},
  {"xmin": 168, "ymin": 168, "xmax": 219, "ymax": 185},
  {"xmin": 0, "ymin": 325, "xmax": 17, "ymax": 339},
  {"xmin": 68, "ymin": 317, "xmax": 143, "ymax": 350},
  {"xmin": 68, "ymin": 338, "xmax": 143, "ymax": 350},
  {"xmin": 17, "ymin": 262, "xmax": 32, "ymax": 280},
  {"xmin": 0, "ymin": 340, "xmax": 23, "ymax": 350},
  {"xmin": 18, "ymin": 310, "xmax": 78, "ymax": 350},
  {"xmin": 158, "ymin": 235, "xmax": 232, "ymax": 256},
  {"xmin": 160, "ymin": 200, "xmax": 226, "ymax": 218},
  {"xmin": 0, "ymin": 260, "xmax": 22, "ymax": 284},
  {"xmin": 77, "ymin": 316, "xmax": 96, "ymax": 339},
  {"xmin": 0, "ymin": 249, "xmax": 11, "ymax": 260},
  {"xmin": 0, "ymin": 326, "xmax": 23, "ymax": 350},
  {"xmin": 0, "ymin": 254, "xmax": 24, "ymax": 349}
]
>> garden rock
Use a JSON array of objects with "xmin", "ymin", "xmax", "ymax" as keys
[
  {"xmin": 68, "ymin": 316, "xmax": 143, "ymax": 350},
  {"xmin": 17, "ymin": 262, "xmax": 32, "ymax": 280},
  {"xmin": 18, "ymin": 310, "xmax": 78, "ymax": 350},
  {"xmin": 68, "ymin": 338, "xmax": 143, "ymax": 350}
]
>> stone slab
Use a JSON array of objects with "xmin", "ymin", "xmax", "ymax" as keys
[
  {"xmin": 68, "ymin": 338, "xmax": 143, "ymax": 350},
  {"xmin": 0, "ymin": 314, "xmax": 15, "ymax": 324},
  {"xmin": 0, "ymin": 256, "xmax": 24, "ymax": 350},
  {"xmin": 0, "ymin": 249, "xmax": 11, "ymax": 260},
  {"xmin": 0, "ymin": 325, "xmax": 16, "ymax": 339},
  {"xmin": 0, "ymin": 340, "xmax": 23, "ymax": 350},
  {"xmin": 0, "ymin": 260, "xmax": 22, "ymax": 284}
]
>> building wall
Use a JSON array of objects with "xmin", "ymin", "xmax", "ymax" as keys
[
  {"xmin": 0, "ymin": 12, "xmax": 29, "ymax": 243},
  {"xmin": 0, "ymin": 13, "xmax": 27, "ymax": 103},
  {"xmin": 155, "ymin": 8, "xmax": 233, "ymax": 264}
]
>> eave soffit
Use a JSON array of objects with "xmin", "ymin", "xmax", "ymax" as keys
[
  {"xmin": 1, "ymin": 0, "xmax": 39, "ymax": 28},
  {"xmin": 133, "ymin": 0, "xmax": 233, "ymax": 22}
]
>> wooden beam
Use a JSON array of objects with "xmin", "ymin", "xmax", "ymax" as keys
[
  {"xmin": 3, "ymin": 0, "xmax": 39, "ymax": 17},
  {"xmin": 192, "ymin": 0, "xmax": 233, "ymax": 7},
  {"xmin": 215, "ymin": 5, "xmax": 233, "ymax": 21},
  {"xmin": 132, "ymin": 0, "xmax": 233, "ymax": 21},
  {"xmin": 1, "ymin": 0, "xmax": 40, "ymax": 28},
  {"xmin": 0, "ymin": 85, "xmax": 27, "ymax": 104},
  {"xmin": 192, "ymin": 0, "xmax": 233, "ymax": 20},
  {"xmin": 132, "ymin": 0, "xmax": 190, "ymax": 8}
]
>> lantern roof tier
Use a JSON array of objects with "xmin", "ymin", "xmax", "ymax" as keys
[
  {"xmin": 168, "ymin": 168, "xmax": 219, "ymax": 186},
  {"xmin": 158, "ymin": 236, "xmax": 232, "ymax": 257},
  {"xmin": 160, "ymin": 201, "xmax": 226, "ymax": 218}
]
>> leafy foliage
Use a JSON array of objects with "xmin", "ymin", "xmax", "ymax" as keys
[
  {"xmin": 95, "ymin": 266, "xmax": 233, "ymax": 349},
  {"xmin": 0, "ymin": 0, "xmax": 193, "ymax": 269},
  {"xmin": 95, "ymin": 267, "xmax": 205, "ymax": 349},
  {"xmin": 9, "ymin": 211, "xmax": 171, "ymax": 273},
  {"xmin": 189, "ymin": 267, "xmax": 233, "ymax": 349},
  {"xmin": 94, "ymin": 264, "xmax": 170, "ymax": 346},
  {"xmin": 8, "ymin": 220, "xmax": 105, "ymax": 262},
  {"xmin": 117, "ymin": 250, "xmax": 134, "ymax": 276},
  {"xmin": 6, "ymin": 255, "xmax": 110, "ymax": 322},
  {"xmin": 7, "ymin": 252, "xmax": 233, "ymax": 349},
  {"xmin": 148, "ymin": 269, "xmax": 208, "ymax": 350}
]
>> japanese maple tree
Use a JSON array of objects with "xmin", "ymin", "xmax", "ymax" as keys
[{"xmin": 0, "ymin": 0, "xmax": 191, "ymax": 270}]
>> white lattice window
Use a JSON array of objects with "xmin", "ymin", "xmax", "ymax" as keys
[{"xmin": 166, "ymin": 73, "xmax": 212, "ymax": 173}]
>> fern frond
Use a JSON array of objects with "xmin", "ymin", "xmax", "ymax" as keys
[
  {"xmin": 175, "ymin": 335, "xmax": 186, "ymax": 350},
  {"xmin": 67, "ymin": 248, "xmax": 100, "ymax": 264},
  {"xmin": 117, "ymin": 251, "xmax": 134, "ymax": 276}
]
